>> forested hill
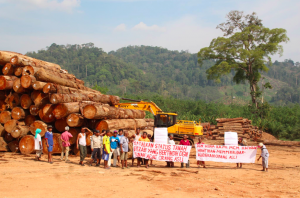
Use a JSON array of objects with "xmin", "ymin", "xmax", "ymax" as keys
[{"xmin": 26, "ymin": 43, "xmax": 300, "ymax": 105}]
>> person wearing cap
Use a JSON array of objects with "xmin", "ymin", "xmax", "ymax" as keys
[
  {"xmin": 110, "ymin": 130, "xmax": 120, "ymax": 167},
  {"xmin": 257, "ymin": 142, "xmax": 269, "ymax": 172},
  {"xmin": 90, "ymin": 130, "xmax": 105, "ymax": 166},
  {"xmin": 120, "ymin": 131, "xmax": 129, "ymax": 169},
  {"xmin": 236, "ymin": 137, "xmax": 245, "ymax": 168},
  {"xmin": 60, "ymin": 126, "xmax": 73, "ymax": 162},
  {"xmin": 45, "ymin": 125, "xmax": 54, "ymax": 164},
  {"xmin": 77, "ymin": 127, "xmax": 88, "ymax": 166},
  {"xmin": 34, "ymin": 128, "xmax": 42, "ymax": 161},
  {"xmin": 102, "ymin": 130, "xmax": 112, "ymax": 169},
  {"xmin": 117, "ymin": 129, "xmax": 124, "ymax": 166}
]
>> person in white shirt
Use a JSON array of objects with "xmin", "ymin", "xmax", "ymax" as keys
[
  {"xmin": 34, "ymin": 128, "xmax": 42, "ymax": 161},
  {"xmin": 131, "ymin": 128, "xmax": 141, "ymax": 167},
  {"xmin": 167, "ymin": 134, "xmax": 175, "ymax": 167}
]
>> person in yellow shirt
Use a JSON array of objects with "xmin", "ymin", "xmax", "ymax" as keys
[
  {"xmin": 137, "ymin": 132, "xmax": 150, "ymax": 168},
  {"xmin": 102, "ymin": 130, "xmax": 111, "ymax": 169}
]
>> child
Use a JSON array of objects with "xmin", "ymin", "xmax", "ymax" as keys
[
  {"xmin": 196, "ymin": 137, "xmax": 206, "ymax": 168},
  {"xmin": 34, "ymin": 129, "xmax": 42, "ymax": 161},
  {"xmin": 257, "ymin": 142, "xmax": 269, "ymax": 172}
]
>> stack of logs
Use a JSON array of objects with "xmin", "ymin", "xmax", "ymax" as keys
[{"xmin": 0, "ymin": 50, "xmax": 154, "ymax": 156}]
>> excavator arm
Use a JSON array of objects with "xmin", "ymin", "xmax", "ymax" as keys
[{"xmin": 115, "ymin": 98, "xmax": 162, "ymax": 115}]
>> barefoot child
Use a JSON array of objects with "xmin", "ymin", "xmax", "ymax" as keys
[{"xmin": 257, "ymin": 142, "xmax": 269, "ymax": 172}]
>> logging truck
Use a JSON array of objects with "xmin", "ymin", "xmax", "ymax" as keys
[{"xmin": 115, "ymin": 98, "xmax": 203, "ymax": 145}]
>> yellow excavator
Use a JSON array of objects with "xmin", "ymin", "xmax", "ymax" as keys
[{"xmin": 115, "ymin": 98, "xmax": 203, "ymax": 145}]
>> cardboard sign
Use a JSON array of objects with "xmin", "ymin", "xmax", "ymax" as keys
[
  {"xmin": 133, "ymin": 141, "xmax": 191, "ymax": 163},
  {"xmin": 196, "ymin": 144, "xmax": 257, "ymax": 163},
  {"xmin": 224, "ymin": 132, "xmax": 238, "ymax": 146},
  {"xmin": 154, "ymin": 127, "xmax": 168, "ymax": 144}
]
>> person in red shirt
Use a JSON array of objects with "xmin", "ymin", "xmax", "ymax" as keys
[{"xmin": 179, "ymin": 135, "xmax": 190, "ymax": 168}]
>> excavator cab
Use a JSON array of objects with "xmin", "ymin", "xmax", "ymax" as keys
[{"xmin": 154, "ymin": 113, "xmax": 177, "ymax": 128}]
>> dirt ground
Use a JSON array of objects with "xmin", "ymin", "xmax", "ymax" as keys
[{"xmin": 0, "ymin": 140, "xmax": 300, "ymax": 198}]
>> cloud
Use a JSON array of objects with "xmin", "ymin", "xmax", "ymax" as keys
[
  {"xmin": 132, "ymin": 22, "xmax": 166, "ymax": 32},
  {"xmin": 114, "ymin": 23, "xmax": 127, "ymax": 31},
  {"xmin": 1, "ymin": 0, "xmax": 81, "ymax": 12}
]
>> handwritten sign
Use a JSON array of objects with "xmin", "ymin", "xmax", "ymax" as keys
[
  {"xmin": 196, "ymin": 144, "xmax": 257, "ymax": 163},
  {"xmin": 133, "ymin": 141, "xmax": 191, "ymax": 163}
]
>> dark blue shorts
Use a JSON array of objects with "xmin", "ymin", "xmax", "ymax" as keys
[
  {"xmin": 102, "ymin": 148, "xmax": 109, "ymax": 161},
  {"xmin": 48, "ymin": 145, "xmax": 53, "ymax": 152}
]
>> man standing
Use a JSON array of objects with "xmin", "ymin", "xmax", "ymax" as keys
[
  {"xmin": 34, "ymin": 129, "xmax": 42, "ymax": 161},
  {"xmin": 137, "ymin": 132, "xmax": 150, "ymax": 168},
  {"xmin": 132, "ymin": 128, "xmax": 141, "ymax": 167},
  {"xmin": 120, "ymin": 131, "xmax": 129, "ymax": 169},
  {"xmin": 110, "ymin": 131, "xmax": 120, "ymax": 167},
  {"xmin": 179, "ymin": 135, "xmax": 190, "ymax": 168},
  {"xmin": 117, "ymin": 129, "xmax": 124, "ymax": 166},
  {"xmin": 90, "ymin": 130, "xmax": 104, "ymax": 167},
  {"xmin": 76, "ymin": 127, "xmax": 87, "ymax": 166},
  {"xmin": 60, "ymin": 126, "xmax": 73, "ymax": 162},
  {"xmin": 102, "ymin": 130, "xmax": 111, "ymax": 169},
  {"xmin": 45, "ymin": 125, "xmax": 54, "ymax": 164}
]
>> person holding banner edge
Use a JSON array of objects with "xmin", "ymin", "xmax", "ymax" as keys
[
  {"xmin": 180, "ymin": 135, "xmax": 190, "ymax": 168},
  {"xmin": 131, "ymin": 128, "xmax": 141, "ymax": 167},
  {"xmin": 137, "ymin": 131, "xmax": 150, "ymax": 168},
  {"xmin": 236, "ymin": 137, "xmax": 246, "ymax": 168},
  {"xmin": 196, "ymin": 137, "xmax": 206, "ymax": 168}
]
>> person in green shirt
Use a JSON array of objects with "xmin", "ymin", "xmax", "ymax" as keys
[{"xmin": 102, "ymin": 130, "xmax": 112, "ymax": 169}]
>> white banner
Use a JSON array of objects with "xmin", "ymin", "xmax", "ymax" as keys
[
  {"xmin": 196, "ymin": 144, "xmax": 257, "ymax": 163},
  {"xmin": 133, "ymin": 141, "xmax": 191, "ymax": 163}
]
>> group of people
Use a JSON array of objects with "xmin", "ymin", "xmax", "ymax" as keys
[{"xmin": 34, "ymin": 126, "xmax": 269, "ymax": 171}]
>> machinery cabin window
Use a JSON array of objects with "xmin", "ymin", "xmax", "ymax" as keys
[{"xmin": 155, "ymin": 114, "xmax": 176, "ymax": 127}]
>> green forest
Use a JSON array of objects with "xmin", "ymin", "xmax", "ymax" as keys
[{"xmin": 26, "ymin": 43, "xmax": 300, "ymax": 140}]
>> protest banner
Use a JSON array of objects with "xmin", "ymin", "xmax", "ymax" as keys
[
  {"xmin": 196, "ymin": 144, "xmax": 257, "ymax": 163},
  {"xmin": 133, "ymin": 141, "xmax": 191, "ymax": 163}
]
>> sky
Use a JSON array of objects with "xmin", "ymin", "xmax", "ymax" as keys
[{"xmin": 0, "ymin": 0, "xmax": 299, "ymax": 62}]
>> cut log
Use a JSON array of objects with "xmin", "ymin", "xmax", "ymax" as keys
[
  {"xmin": 13, "ymin": 78, "xmax": 28, "ymax": 93},
  {"xmin": 32, "ymin": 81, "xmax": 47, "ymax": 91},
  {"xmin": 8, "ymin": 140, "xmax": 19, "ymax": 152},
  {"xmin": 3, "ymin": 131, "xmax": 14, "ymax": 142},
  {"xmin": 20, "ymin": 94, "xmax": 32, "ymax": 109},
  {"xmin": 0, "ymin": 75, "xmax": 17, "ymax": 90},
  {"xmin": 0, "ymin": 90, "xmax": 7, "ymax": 100},
  {"xmin": 11, "ymin": 125, "xmax": 30, "ymax": 139},
  {"xmin": 2, "ymin": 63, "xmax": 14, "ymax": 75},
  {"xmin": 39, "ymin": 104, "xmax": 56, "ymax": 123},
  {"xmin": 4, "ymin": 119, "xmax": 18, "ymax": 133},
  {"xmin": 14, "ymin": 67, "xmax": 23, "ymax": 76},
  {"xmin": 83, "ymin": 104, "xmax": 118, "ymax": 119},
  {"xmin": 0, "ymin": 100, "xmax": 7, "ymax": 111},
  {"xmin": 86, "ymin": 131, "xmax": 93, "ymax": 146},
  {"xmin": 11, "ymin": 107, "xmax": 28, "ymax": 120},
  {"xmin": 10, "ymin": 54, "xmax": 61, "ymax": 70},
  {"xmin": 30, "ymin": 120, "xmax": 47, "ymax": 137},
  {"xmin": 0, "ymin": 51, "xmax": 21, "ymax": 65},
  {"xmin": 25, "ymin": 115, "xmax": 36, "ymax": 126},
  {"xmin": 0, "ymin": 123, "xmax": 5, "ymax": 136},
  {"xmin": 43, "ymin": 83, "xmax": 99, "ymax": 95},
  {"xmin": 42, "ymin": 133, "xmax": 62, "ymax": 154},
  {"xmin": 66, "ymin": 113, "xmax": 84, "ymax": 127},
  {"xmin": 5, "ymin": 92, "xmax": 20, "ymax": 108},
  {"xmin": 96, "ymin": 119, "xmax": 148, "ymax": 132},
  {"xmin": 0, "ymin": 111, "xmax": 11, "ymax": 124},
  {"xmin": 35, "ymin": 68, "xmax": 95, "ymax": 90},
  {"xmin": 69, "ymin": 128, "xmax": 79, "ymax": 145},
  {"xmin": 216, "ymin": 117, "xmax": 243, "ymax": 123},
  {"xmin": 50, "ymin": 93, "xmax": 120, "ymax": 105},
  {"xmin": 29, "ymin": 105, "xmax": 40, "ymax": 116},
  {"xmin": 19, "ymin": 135, "xmax": 35, "ymax": 154},
  {"xmin": 0, "ymin": 137, "xmax": 8, "ymax": 151},
  {"xmin": 31, "ymin": 91, "xmax": 49, "ymax": 108},
  {"xmin": 52, "ymin": 102, "xmax": 94, "ymax": 119},
  {"xmin": 54, "ymin": 118, "xmax": 68, "ymax": 132},
  {"xmin": 20, "ymin": 75, "xmax": 36, "ymax": 88}
]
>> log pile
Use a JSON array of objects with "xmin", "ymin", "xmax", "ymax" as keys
[{"xmin": 0, "ymin": 50, "xmax": 152, "ymax": 155}]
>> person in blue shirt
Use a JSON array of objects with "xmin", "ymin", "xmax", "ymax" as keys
[
  {"xmin": 110, "ymin": 131, "xmax": 120, "ymax": 167},
  {"xmin": 45, "ymin": 125, "xmax": 54, "ymax": 164},
  {"xmin": 117, "ymin": 129, "xmax": 124, "ymax": 166}
]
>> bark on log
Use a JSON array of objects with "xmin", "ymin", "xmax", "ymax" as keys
[
  {"xmin": 4, "ymin": 119, "xmax": 18, "ymax": 133},
  {"xmin": 19, "ymin": 135, "xmax": 35, "ymax": 154},
  {"xmin": 5, "ymin": 92, "xmax": 20, "ymax": 109},
  {"xmin": 0, "ymin": 75, "xmax": 17, "ymax": 90},
  {"xmin": 20, "ymin": 94, "xmax": 32, "ymax": 109},
  {"xmin": 52, "ymin": 102, "xmax": 94, "ymax": 119},
  {"xmin": 0, "ymin": 137, "xmax": 8, "ymax": 151},
  {"xmin": 29, "ymin": 105, "xmax": 40, "ymax": 116},
  {"xmin": 13, "ymin": 78, "xmax": 28, "ymax": 93},
  {"xmin": 14, "ymin": 67, "xmax": 23, "ymax": 76},
  {"xmin": 50, "ymin": 93, "xmax": 120, "ymax": 105},
  {"xmin": 86, "ymin": 131, "xmax": 93, "ymax": 146},
  {"xmin": 69, "ymin": 128, "xmax": 79, "ymax": 145},
  {"xmin": 31, "ymin": 91, "xmax": 49, "ymax": 108},
  {"xmin": 42, "ymin": 133, "xmax": 62, "ymax": 154},
  {"xmin": 8, "ymin": 140, "xmax": 19, "ymax": 152},
  {"xmin": 32, "ymin": 81, "xmax": 47, "ymax": 91},
  {"xmin": 96, "ymin": 119, "xmax": 148, "ymax": 132},
  {"xmin": 10, "ymin": 54, "xmax": 61, "ymax": 70},
  {"xmin": 216, "ymin": 117, "xmax": 243, "ymax": 123},
  {"xmin": 39, "ymin": 104, "xmax": 56, "ymax": 123},
  {"xmin": 2, "ymin": 63, "xmax": 14, "ymax": 75},
  {"xmin": 0, "ymin": 51, "xmax": 20, "ymax": 65},
  {"xmin": 30, "ymin": 120, "xmax": 47, "ymax": 137},
  {"xmin": 0, "ymin": 100, "xmax": 7, "ymax": 111},
  {"xmin": 0, "ymin": 123, "xmax": 5, "ymax": 136},
  {"xmin": 54, "ymin": 118, "xmax": 68, "ymax": 132},
  {"xmin": 83, "ymin": 104, "xmax": 118, "ymax": 119},
  {"xmin": 66, "ymin": 113, "xmax": 84, "ymax": 127},
  {"xmin": 25, "ymin": 115, "xmax": 36, "ymax": 126},
  {"xmin": 35, "ymin": 68, "xmax": 89, "ymax": 90},
  {"xmin": 0, "ymin": 111, "xmax": 11, "ymax": 124},
  {"xmin": 43, "ymin": 83, "xmax": 99, "ymax": 95},
  {"xmin": 20, "ymin": 75, "xmax": 36, "ymax": 88},
  {"xmin": 11, "ymin": 107, "xmax": 28, "ymax": 120},
  {"xmin": 11, "ymin": 125, "xmax": 30, "ymax": 139}
]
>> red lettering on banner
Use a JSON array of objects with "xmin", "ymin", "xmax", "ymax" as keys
[
  {"xmin": 174, "ymin": 157, "xmax": 183, "ymax": 162},
  {"xmin": 205, "ymin": 145, "xmax": 215, "ymax": 148},
  {"xmin": 229, "ymin": 155, "xmax": 237, "ymax": 159},
  {"xmin": 229, "ymin": 146, "xmax": 239, "ymax": 150},
  {"xmin": 172, "ymin": 145, "xmax": 188, "ymax": 152},
  {"xmin": 148, "ymin": 149, "xmax": 158, "ymax": 155},
  {"xmin": 155, "ymin": 144, "xmax": 171, "ymax": 150}
]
